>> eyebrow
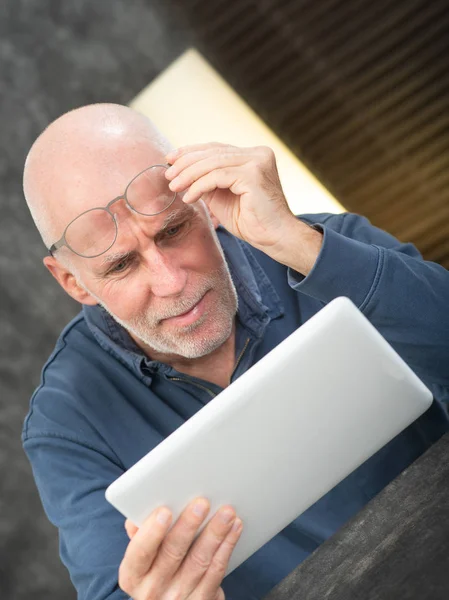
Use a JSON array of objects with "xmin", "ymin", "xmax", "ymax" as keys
[
  {"xmin": 160, "ymin": 205, "xmax": 194, "ymax": 229},
  {"xmin": 99, "ymin": 205, "xmax": 195, "ymax": 266},
  {"xmin": 100, "ymin": 250, "xmax": 133, "ymax": 266}
]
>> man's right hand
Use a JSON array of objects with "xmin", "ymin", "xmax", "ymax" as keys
[{"xmin": 119, "ymin": 498, "xmax": 243, "ymax": 600}]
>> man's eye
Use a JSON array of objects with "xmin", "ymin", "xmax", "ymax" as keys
[
  {"xmin": 109, "ymin": 259, "xmax": 130, "ymax": 274},
  {"xmin": 165, "ymin": 224, "xmax": 183, "ymax": 238}
]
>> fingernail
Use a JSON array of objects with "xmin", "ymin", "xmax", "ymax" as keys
[
  {"xmin": 168, "ymin": 178, "xmax": 178, "ymax": 190},
  {"xmin": 156, "ymin": 508, "xmax": 171, "ymax": 525},
  {"xmin": 232, "ymin": 518, "xmax": 243, "ymax": 533},
  {"xmin": 219, "ymin": 508, "xmax": 235, "ymax": 524},
  {"xmin": 192, "ymin": 499, "xmax": 209, "ymax": 518},
  {"xmin": 165, "ymin": 166, "xmax": 174, "ymax": 176}
]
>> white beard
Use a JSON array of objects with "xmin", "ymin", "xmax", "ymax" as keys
[{"xmin": 82, "ymin": 225, "xmax": 239, "ymax": 359}]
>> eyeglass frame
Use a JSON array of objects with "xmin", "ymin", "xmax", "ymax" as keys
[{"xmin": 48, "ymin": 164, "xmax": 177, "ymax": 259}]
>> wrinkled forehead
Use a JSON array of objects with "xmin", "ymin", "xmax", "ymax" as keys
[
  {"xmin": 67, "ymin": 197, "xmax": 204, "ymax": 273},
  {"xmin": 67, "ymin": 143, "xmax": 167, "ymax": 205},
  {"xmin": 49, "ymin": 139, "xmax": 169, "ymax": 234}
]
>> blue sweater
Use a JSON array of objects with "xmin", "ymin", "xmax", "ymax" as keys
[{"xmin": 22, "ymin": 213, "xmax": 449, "ymax": 600}]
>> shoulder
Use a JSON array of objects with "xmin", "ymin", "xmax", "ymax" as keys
[
  {"xmin": 22, "ymin": 312, "xmax": 110, "ymax": 443},
  {"xmin": 36, "ymin": 311, "xmax": 107, "ymax": 390}
]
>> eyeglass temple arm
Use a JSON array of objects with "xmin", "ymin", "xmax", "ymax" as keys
[{"xmin": 48, "ymin": 238, "xmax": 66, "ymax": 256}]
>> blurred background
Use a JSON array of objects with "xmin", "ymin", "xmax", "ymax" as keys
[{"xmin": 1, "ymin": 0, "xmax": 448, "ymax": 597}]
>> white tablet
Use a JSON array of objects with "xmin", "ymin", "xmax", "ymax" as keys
[{"xmin": 106, "ymin": 296, "xmax": 432, "ymax": 575}]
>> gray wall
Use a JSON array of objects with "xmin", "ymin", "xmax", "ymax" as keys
[{"xmin": 0, "ymin": 2, "xmax": 190, "ymax": 597}]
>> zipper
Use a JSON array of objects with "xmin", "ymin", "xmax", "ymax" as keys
[
  {"xmin": 231, "ymin": 337, "xmax": 250, "ymax": 379},
  {"xmin": 167, "ymin": 337, "xmax": 251, "ymax": 396},
  {"xmin": 167, "ymin": 377, "xmax": 217, "ymax": 398}
]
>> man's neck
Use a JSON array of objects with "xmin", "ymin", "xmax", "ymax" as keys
[{"xmin": 132, "ymin": 320, "xmax": 237, "ymax": 389}]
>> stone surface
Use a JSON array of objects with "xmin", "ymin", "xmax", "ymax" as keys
[{"xmin": 265, "ymin": 433, "xmax": 449, "ymax": 600}]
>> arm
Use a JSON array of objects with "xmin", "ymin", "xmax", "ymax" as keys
[
  {"xmin": 23, "ymin": 433, "xmax": 131, "ymax": 600},
  {"xmin": 164, "ymin": 143, "xmax": 449, "ymax": 391},
  {"xmin": 24, "ymin": 428, "xmax": 242, "ymax": 600},
  {"xmin": 277, "ymin": 212, "xmax": 449, "ymax": 389}
]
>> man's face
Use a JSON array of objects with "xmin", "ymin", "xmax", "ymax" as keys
[{"xmin": 69, "ymin": 189, "xmax": 238, "ymax": 360}]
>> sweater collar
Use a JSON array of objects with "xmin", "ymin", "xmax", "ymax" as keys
[{"xmin": 83, "ymin": 227, "xmax": 284, "ymax": 376}]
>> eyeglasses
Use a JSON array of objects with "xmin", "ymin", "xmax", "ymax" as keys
[{"xmin": 48, "ymin": 164, "xmax": 177, "ymax": 259}]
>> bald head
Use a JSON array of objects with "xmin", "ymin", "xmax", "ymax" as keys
[{"xmin": 23, "ymin": 103, "xmax": 173, "ymax": 249}]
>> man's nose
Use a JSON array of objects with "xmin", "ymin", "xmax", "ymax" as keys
[
  {"xmin": 114, "ymin": 209, "xmax": 187, "ymax": 296},
  {"xmin": 142, "ymin": 248, "xmax": 188, "ymax": 297}
]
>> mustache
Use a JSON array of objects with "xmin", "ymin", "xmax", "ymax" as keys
[
  {"xmin": 130, "ymin": 287, "xmax": 211, "ymax": 328},
  {"xmin": 130, "ymin": 266, "xmax": 227, "ymax": 327},
  {"xmin": 158, "ymin": 290, "xmax": 209, "ymax": 321}
]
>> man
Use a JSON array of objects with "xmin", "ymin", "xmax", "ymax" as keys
[{"xmin": 22, "ymin": 103, "xmax": 449, "ymax": 600}]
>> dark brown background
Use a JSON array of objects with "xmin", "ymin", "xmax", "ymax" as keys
[
  {"xmin": 171, "ymin": 0, "xmax": 449, "ymax": 268},
  {"xmin": 1, "ymin": 0, "xmax": 447, "ymax": 598}
]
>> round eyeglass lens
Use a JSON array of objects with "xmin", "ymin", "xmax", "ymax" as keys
[
  {"xmin": 125, "ymin": 165, "xmax": 176, "ymax": 216},
  {"xmin": 65, "ymin": 208, "xmax": 117, "ymax": 258}
]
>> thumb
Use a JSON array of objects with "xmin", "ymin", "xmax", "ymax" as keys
[
  {"xmin": 214, "ymin": 588, "xmax": 225, "ymax": 600},
  {"xmin": 124, "ymin": 519, "xmax": 139, "ymax": 539}
]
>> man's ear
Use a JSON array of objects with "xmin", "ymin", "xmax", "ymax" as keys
[
  {"xmin": 43, "ymin": 256, "xmax": 98, "ymax": 306},
  {"xmin": 201, "ymin": 200, "xmax": 220, "ymax": 229},
  {"xmin": 209, "ymin": 212, "xmax": 220, "ymax": 230}
]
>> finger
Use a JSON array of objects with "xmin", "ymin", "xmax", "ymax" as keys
[
  {"xmin": 165, "ymin": 146, "xmax": 252, "ymax": 180},
  {"xmin": 166, "ymin": 143, "xmax": 270, "ymax": 169},
  {"xmin": 119, "ymin": 506, "xmax": 172, "ymax": 592},
  {"xmin": 125, "ymin": 519, "xmax": 139, "ymax": 539},
  {"xmin": 180, "ymin": 169, "xmax": 244, "ymax": 204},
  {"xmin": 214, "ymin": 588, "xmax": 226, "ymax": 600},
  {"xmin": 165, "ymin": 149, "xmax": 225, "ymax": 178},
  {"xmin": 149, "ymin": 498, "xmax": 210, "ymax": 583},
  {"xmin": 167, "ymin": 154, "xmax": 248, "ymax": 194},
  {"xmin": 174, "ymin": 505, "xmax": 237, "ymax": 595},
  {"xmin": 195, "ymin": 518, "xmax": 243, "ymax": 599},
  {"xmin": 166, "ymin": 142, "xmax": 230, "ymax": 163}
]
